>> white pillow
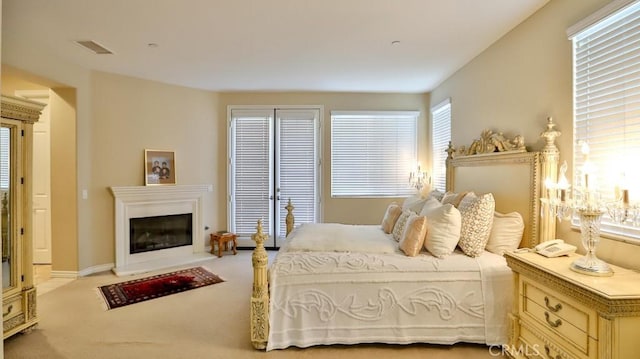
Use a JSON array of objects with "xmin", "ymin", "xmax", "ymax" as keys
[
  {"xmin": 485, "ymin": 211, "xmax": 524, "ymax": 255},
  {"xmin": 419, "ymin": 201, "xmax": 462, "ymax": 258},
  {"xmin": 421, "ymin": 197, "xmax": 442, "ymax": 212},
  {"xmin": 457, "ymin": 192, "xmax": 495, "ymax": 257},
  {"xmin": 427, "ymin": 189, "xmax": 445, "ymax": 202},
  {"xmin": 402, "ymin": 195, "xmax": 428, "ymax": 213}
]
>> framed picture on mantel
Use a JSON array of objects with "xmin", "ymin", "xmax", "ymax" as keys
[{"xmin": 144, "ymin": 149, "xmax": 176, "ymax": 185}]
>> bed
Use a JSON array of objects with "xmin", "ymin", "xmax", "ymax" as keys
[{"xmin": 250, "ymin": 119, "xmax": 562, "ymax": 351}]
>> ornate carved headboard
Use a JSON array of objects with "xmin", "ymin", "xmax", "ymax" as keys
[{"xmin": 444, "ymin": 119, "xmax": 560, "ymax": 249}]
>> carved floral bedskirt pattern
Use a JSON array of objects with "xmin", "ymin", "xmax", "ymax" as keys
[{"xmin": 266, "ymin": 250, "xmax": 512, "ymax": 350}]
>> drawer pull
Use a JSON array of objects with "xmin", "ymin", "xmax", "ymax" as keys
[
  {"xmin": 3, "ymin": 304, "xmax": 13, "ymax": 317},
  {"xmin": 544, "ymin": 344, "xmax": 562, "ymax": 359},
  {"xmin": 544, "ymin": 311, "xmax": 562, "ymax": 328},
  {"xmin": 544, "ymin": 296, "xmax": 562, "ymax": 312}
]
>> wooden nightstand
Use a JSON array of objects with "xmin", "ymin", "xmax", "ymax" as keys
[
  {"xmin": 504, "ymin": 251, "xmax": 640, "ymax": 359},
  {"xmin": 210, "ymin": 232, "xmax": 237, "ymax": 258}
]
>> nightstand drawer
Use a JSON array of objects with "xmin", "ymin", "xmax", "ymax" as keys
[
  {"xmin": 523, "ymin": 280, "xmax": 589, "ymax": 331},
  {"xmin": 519, "ymin": 277, "xmax": 599, "ymax": 358},
  {"xmin": 520, "ymin": 321, "xmax": 595, "ymax": 359},
  {"xmin": 523, "ymin": 296, "xmax": 588, "ymax": 353}
]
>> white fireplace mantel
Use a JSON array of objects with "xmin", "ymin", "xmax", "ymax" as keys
[{"xmin": 110, "ymin": 184, "xmax": 212, "ymax": 276}]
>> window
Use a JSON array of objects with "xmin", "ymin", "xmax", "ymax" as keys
[
  {"xmin": 570, "ymin": 0, "xmax": 640, "ymax": 239},
  {"xmin": 431, "ymin": 99, "xmax": 451, "ymax": 192},
  {"xmin": 331, "ymin": 111, "xmax": 419, "ymax": 197}
]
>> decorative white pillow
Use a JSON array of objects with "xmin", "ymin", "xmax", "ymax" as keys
[
  {"xmin": 419, "ymin": 201, "xmax": 462, "ymax": 258},
  {"xmin": 399, "ymin": 214, "xmax": 428, "ymax": 257},
  {"xmin": 402, "ymin": 195, "xmax": 428, "ymax": 214},
  {"xmin": 380, "ymin": 203, "xmax": 402, "ymax": 234},
  {"xmin": 485, "ymin": 211, "xmax": 524, "ymax": 255},
  {"xmin": 420, "ymin": 197, "xmax": 442, "ymax": 213},
  {"xmin": 457, "ymin": 192, "xmax": 495, "ymax": 257},
  {"xmin": 392, "ymin": 210, "xmax": 412, "ymax": 242}
]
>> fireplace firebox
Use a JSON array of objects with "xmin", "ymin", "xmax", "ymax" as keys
[{"xmin": 129, "ymin": 213, "xmax": 193, "ymax": 254}]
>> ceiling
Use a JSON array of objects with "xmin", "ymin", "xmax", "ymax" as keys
[{"xmin": 2, "ymin": 0, "xmax": 549, "ymax": 93}]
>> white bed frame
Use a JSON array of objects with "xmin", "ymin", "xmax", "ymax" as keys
[{"xmin": 249, "ymin": 118, "xmax": 561, "ymax": 350}]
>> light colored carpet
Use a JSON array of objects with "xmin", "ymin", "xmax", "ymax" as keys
[{"xmin": 4, "ymin": 251, "xmax": 498, "ymax": 358}]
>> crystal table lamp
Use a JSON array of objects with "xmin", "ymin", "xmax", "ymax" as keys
[{"xmin": 542, "ymin": 159, "xmax": 615, "ymax": 277}]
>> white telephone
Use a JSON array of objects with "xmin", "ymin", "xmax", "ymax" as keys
[{"xmin": 535, "ymin": 239, "xmax": 577, "ymax": 258}]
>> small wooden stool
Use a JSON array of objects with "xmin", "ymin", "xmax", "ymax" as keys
[{"xmin": 210, "ymin": 232, "xmax": 237, "ymax": 258}]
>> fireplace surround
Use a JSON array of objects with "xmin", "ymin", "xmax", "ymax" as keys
[{"xmin": 110, "ymin": 185, "xmax": 211, "ymax": 276}]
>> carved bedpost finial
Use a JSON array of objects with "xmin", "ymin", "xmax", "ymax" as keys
[
  {"xmin": 285, "ymin": 199, "xmax": 295, "ymax": 237},
  {"xmin": 540, "ymin": 117, "xmax": 561, "ymax": 153},
  {"xmin": 251, "ymin": 218, "xmax": 269, "ymax": 350},
  {"xmin": 446, "ymin": 141, "xmax": 455, "ymax": 160},
  {"xmin": 252, "ymin": 219, "xmax": 266, "ymax": 248}
]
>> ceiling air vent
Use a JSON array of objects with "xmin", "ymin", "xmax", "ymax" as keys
[{"xmin": 75, "ymin": 40, "xmax": 113, "ymax": 55}]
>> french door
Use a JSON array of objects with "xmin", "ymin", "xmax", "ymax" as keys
[{"xmin": 228, "ymin": 106, "xmax": 321, "ymax": 248}]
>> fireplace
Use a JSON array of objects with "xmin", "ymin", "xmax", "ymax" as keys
[
  {"xmin": 110, "ymin": 185, "xmax": 211, "ymax": 276},
  {"xmin": 130, "ymin": 213, "xmax": 193, "ymax": 254}
]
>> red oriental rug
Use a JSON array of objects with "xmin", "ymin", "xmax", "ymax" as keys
[{"xmin": 98, "ymin": 267, "xmax": 223, "ymax": 310}]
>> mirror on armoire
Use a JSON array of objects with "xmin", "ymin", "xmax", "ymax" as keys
[{"xmin": 1, "ymin": 125, "xmax": 13, "ymax": 290}]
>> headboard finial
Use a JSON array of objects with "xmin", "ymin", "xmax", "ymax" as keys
[{"xmin": 540, "ymin": 116, "xmax": 561, "ymax": 153}]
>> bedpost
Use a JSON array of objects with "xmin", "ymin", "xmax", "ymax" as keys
[
  {"xmin": 539, "ymin": 117, "xmax": 561, "ymax": 243},
  {"xmin": 250, "ymin": 219, "xmax": 269, "ymax": 350},
  {"xmin": 445, "ymin": 141, "xmax": 455, "ymax": 192},
  {"xmin": 285, "ymin": 198, "xmax": 295, "ymax": 237}
]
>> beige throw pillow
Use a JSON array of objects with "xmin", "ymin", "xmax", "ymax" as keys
[
  {"xmin": 381, "ymin": 203, "xmax": 403, "ymax": 234},
  {"xmin": 419, "ymin": 200, "xmax": 462, "ymax": 258},
  {"xmin": 441, "ymin": 191, "xmax": 469, "ymax": 207},
  {"xmin": 392, "ymin": 210, "xmax": 412, "ymax": 242},
  {"xmin": 485, "ymin": 211, "xmax": 525, "ymax": 255},
  {"xmin": 457, "ymin": 192, "xmax": 495, "ymax": 257},
  {"xmin": 399, "ymin": 214, "xmax": 428, "ymax": 257}
]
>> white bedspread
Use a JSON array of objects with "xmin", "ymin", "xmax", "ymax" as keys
[
  {"xmin": 267, "ymin": 227, "xmax": 512, "ymax": 351},
  {"xmin": 282, "ymin": 223, "xmax": 398, "ymax": 254}
]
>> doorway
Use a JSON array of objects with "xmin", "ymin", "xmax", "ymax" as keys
[{"xmin": 228, "ymin": 106, "xmax": 322, "ymax": 248}]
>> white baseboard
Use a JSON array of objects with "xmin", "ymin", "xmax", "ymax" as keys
[
  {"xmin": 50, "ymin": 270, "xmax": 79, "ymax": 279},
  {"xmin": 77, "ymin": 263, "xmax": 115, "ymax": 277}
]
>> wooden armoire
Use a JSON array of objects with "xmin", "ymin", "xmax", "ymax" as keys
[{"xmin": 1, "ymin": 95, "xmax": 44, "ymax": 338}]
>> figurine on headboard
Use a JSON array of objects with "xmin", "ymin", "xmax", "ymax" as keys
[{"xmin": 460, "ymin": 129, "xmax": 526, "ymax": 156}]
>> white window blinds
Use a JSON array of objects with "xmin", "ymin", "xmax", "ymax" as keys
[
  {"xmin": 331, "ymin": 111, "xmax": 418, "ymax": 197},
  {"xmin": 431, "ymin": 99, "xmax": 451, "ymax": 192},
  {"xmin": 571, "ymin": 0, "xmax": 640, "ymax": 238},
  {"xmin": 229, "ymin": 110, "xmax": 274, "ymax": 238},
  {"xmin": 276, "ymin": 110, "xmax": 319, "ymax": 237}
]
